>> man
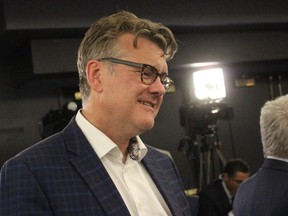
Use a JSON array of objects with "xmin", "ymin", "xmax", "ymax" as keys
[
  {"xmin": 233, "ymin": 94, "xmax": 288, "ymax": 216},
  {"xmin": 0, "ymin": 11, "xmax": 191, "ymax": 215},
  {"xmin": 198, "ymin": 159, "xmax": 250, "ymax": 216}
]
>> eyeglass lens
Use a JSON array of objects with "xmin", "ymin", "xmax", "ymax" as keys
[{"xmin": 142, "ymin": 66, "xmax": 172, "ymax": 90}]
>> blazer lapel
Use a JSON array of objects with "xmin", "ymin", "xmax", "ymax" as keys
[
  {"xmin": 141, "ymin": 150, "xmax": 180, "ymax": 215},
  {"xmin": 63, "ymin": 119, "xmax": 130, "ymax": 215}
]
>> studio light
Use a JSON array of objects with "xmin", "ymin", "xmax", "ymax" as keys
[
  {"xmin": 181, "ymin": 66, "xmax": 232, "ymax": 135},
  {"xmin": 179, "ymin": 64, "xmax": 233, "ymax": 189},
  {"xmin": 192, "ymin": 67, "xmax": 226, "ymax": 101}
]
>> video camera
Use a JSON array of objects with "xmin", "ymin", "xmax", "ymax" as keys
[{"xmin": 179, "ymin": 101, "xmax": 233, "ymax": 136}]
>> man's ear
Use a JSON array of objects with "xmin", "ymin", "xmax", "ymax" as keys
[{"xmin": 86, "ymin": 60, "xmax": 103, "ymax": 92}]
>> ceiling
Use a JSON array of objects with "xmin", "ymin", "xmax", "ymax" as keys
[{"xmin": 1, "ymin": 0, "xmax": 288, "ymax": 74}]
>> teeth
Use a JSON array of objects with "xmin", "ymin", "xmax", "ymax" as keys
[{"xmin": 141, "ymin": 101, "xmax": 153, "ymax": 107}]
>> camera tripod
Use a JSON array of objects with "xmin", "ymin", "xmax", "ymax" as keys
[
  {"xmin": 182, "ymin": 123, "xmax": 227, "ymax": 191},
  {"xmin": 179, "ymin": 102, "xmax": 233, "ymax": 190},
  {"xmin": 196, "ymin": 125, "xmax": 227, "ymax": 190}
]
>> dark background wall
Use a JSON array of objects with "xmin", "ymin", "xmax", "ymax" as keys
[{"xmin": 1, "ymin": 0, "xmax": 288, "ymax": 190}]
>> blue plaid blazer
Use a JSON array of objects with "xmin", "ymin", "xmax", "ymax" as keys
[{"xmin": 0, "ymin": 118, "xmax": 191, "ymax": 215}]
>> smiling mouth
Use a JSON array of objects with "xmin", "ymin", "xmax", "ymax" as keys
[{"xmin": 140, "ymin": 101, "xmax": 155, "ymax": 108}]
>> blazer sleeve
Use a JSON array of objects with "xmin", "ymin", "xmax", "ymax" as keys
[{"xmin": 1, "ymin": 158, "xmax": 53, "ymax": 216}]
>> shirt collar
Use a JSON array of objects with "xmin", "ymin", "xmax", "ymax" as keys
[
  {"xmin": 75, "ymin": 109, "xmax": 147, "ymax": 161},
  {"xmin": 267, "ymin": 155, "xmax": 288, "ymax": 163},
  {"xmin": 220, "ymin": 175, "xmax": 233, "ymax": 201}
]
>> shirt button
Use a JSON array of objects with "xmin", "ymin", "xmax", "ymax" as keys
[{"xmin": 138, "ymin": 201, "xmax": 144, "ymax": 208}]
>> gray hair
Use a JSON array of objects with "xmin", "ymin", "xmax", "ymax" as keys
[
  {"xmin": 260, "ymin": 94, "xmax": 288, "ymax": 158},
  {"xmin": 77, "ymin": 11, "xmax": 178, "ymax": 103}
]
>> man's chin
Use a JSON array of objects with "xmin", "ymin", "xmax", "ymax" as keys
[{"xmin": 140, "ymin": 120, "xmax": 155, "ymax": 132}]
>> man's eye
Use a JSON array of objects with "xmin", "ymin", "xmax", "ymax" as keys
[{"xmin": 142, "ymin": 69, "xmax": 153, "ymax": 78}]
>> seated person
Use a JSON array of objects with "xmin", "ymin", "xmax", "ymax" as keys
[{"xmin": 198, "ymin": 158, "xmax": 250, "ymax": 216}]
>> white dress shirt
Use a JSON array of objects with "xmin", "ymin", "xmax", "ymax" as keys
[
  {"xmin": 221, "ymin": 175, "xmax": 234, "ymax": 216},
  {"xmin": 221, "ymin": 178, "xmax": 233, "ymax": 205},
  {"xmin": 75, "ymin": 110, "xmax": 171, "ymax": 216}
]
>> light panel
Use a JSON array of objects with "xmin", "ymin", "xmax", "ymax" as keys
[{"xmin": 193, "ymin": 68, "xmax": 226, "ymax": 100}]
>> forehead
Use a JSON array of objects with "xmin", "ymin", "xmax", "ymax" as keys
[
  {"xmin": 233, "ymin": 171, "xmax": 250, "ymax": 179},
  {"xmin": 116, "ymin": 34, "xmax": 168, "ymax": 71},
  {"xmin": 116, "ymin": 34, "xmax": 165, "ymax": 58}
]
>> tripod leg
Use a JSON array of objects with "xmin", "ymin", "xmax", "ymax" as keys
[
  {"xmin": 207, "ymin": 150, "xmax": 211, "ymax": 184},
  {"xmin": 199, "ymin": 152, "xmax": 204, "ymax": 191}
]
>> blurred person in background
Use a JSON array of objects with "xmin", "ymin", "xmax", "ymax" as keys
[{"xmin": 198, "ymin": 158, "xmax": 250, "ymax": 216}]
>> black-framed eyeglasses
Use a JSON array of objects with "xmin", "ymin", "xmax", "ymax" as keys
[{"xmin": 98, "ymin": 57, "xmax": 174, "ymax": 91}]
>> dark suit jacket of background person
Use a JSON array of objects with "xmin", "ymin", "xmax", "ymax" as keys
[
  {"xmin": 0, "ymin": 118, "xmax": 191, "ymax": 216},
  {"xmin": 198, "ymin": 178, "xmax": 231, "ymax": 216},
  {"xmin": 233, "ymin": 158, "xmax": 288, "ymax": 216}
]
